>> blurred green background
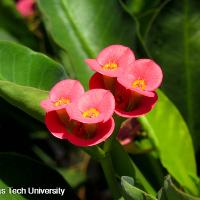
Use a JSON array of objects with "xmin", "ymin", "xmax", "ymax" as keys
[{"xmin": 0, "ymin": 0, "xmax": 200, "ymax": 199}]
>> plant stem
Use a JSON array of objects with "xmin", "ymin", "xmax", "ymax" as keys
[
  {"xmin": 83, "ymin": 145, "xmax": 105, "ymax": 160},
  {"xmin": 104, "ymin": 115, "xmax": 125, "ymax": 152},
  {"xmin": 100, "ymin": 153, "xmax": 122, "ymax": 200}
]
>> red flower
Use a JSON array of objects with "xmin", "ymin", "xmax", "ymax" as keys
[
  {"xmin": 114, "ymin": 86, "xmax": 158, "ymax": 118},
  {"xmin": 86, "ymin": 45, "xmax": 135, "ymax": 92},
  {"xmin": 43, "ymin": 89, "xmax": 115, "ymax": 146},
  {"xmin": 40, "ymin": 80, "xmax": 84, "ymax": 112},
  {"xmin": 16, "ymin": 0, "xmax": 35, "ymax": 17},
  {"xmin": 86, "ymin": 44, "xmax": 135, "ymax": 77},
  {"xmin": 117, "ymin": 59, "xmax": 163, "ymax": 97},
  {"xmin": 41, "ymin": 80, "xmax": 85, "ymax": 143},
  {"xmin": 89, "ymin": 59, "xmax": 161, "ymax": 118}
]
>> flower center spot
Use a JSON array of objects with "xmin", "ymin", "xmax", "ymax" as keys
[
  {"xmin": 102, "ymin": 62, "xmax": 118, "ymax": 70},
  {"xmin": 82, "ymin": 108, "xmax": 100, "ymax": 118},
  {"xmin": 132, "ymin": 79, "xmax": 146, "ymax": 90},
  {"xmin": 53, "ymin": 97, "xmax": 70, "ymax": 107}
]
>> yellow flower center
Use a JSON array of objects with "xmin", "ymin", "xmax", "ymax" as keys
[
  {"xmin": 53, "ymin": 97, "xmax": 70, "ymax": 107},
  {"xmin": 82, "ymin": 108, "xmax": 100, "ymax": 118},
  {"xmin": 132, "ymin": 79, "xmax": 146, "ymax": 90},
  {"xmin": 102, "ymin": 62, "xmax": 118, "ymax": 70}
]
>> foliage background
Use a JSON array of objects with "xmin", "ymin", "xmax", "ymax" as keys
[{"xmin": 0, "ymin": 0, "xmax": 200, "ymax": 199}]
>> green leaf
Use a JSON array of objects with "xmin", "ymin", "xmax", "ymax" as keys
[
  {"xmin": 0, "ymin": 28, "xmax": 17, "ymax": 42},
  {"xmin": 142, "ymin": 0, "xmax": 200, "ymax": 150},
  {"xmin": 139, "ymin": 90, "xmax": 198, "ymax": 195},
  {"xmin": 0, "ymin": 41, "xmax": 66, "ymax": 121},
  {"xmin": 121, "ymin": 176, "xmax": 157, "ymax": 200},
  {"xmin": 37, "ymin": 0, "xmax": 136, "ymax": 88},
  {"xmin": 158, "ymin": 176, "xmax": 200, "ymax": 200},
  {"xmin": 0, "ymin": 81, "xmax": 48, "ymax": 122},
  {"xmin": 121, "ymin": 175, "xmax": 200, "ymax": 200},
  {"xmin": 0, "ymin": 1, "xmax": 38, "ymax": 49},
  {"xmin": 111, "ymin": 140, "xmax": 156, "ymax": 196},
  {"xmin": 58, "ymin": 168, "xmax": 86, "ymax": 188},
  {"xmin": 0, "ymin": 153, "xmax": 80, "ymax": 200},
  {"xmin": 119, "ymin": 0, "xmax": 166, "ymax": 56}
]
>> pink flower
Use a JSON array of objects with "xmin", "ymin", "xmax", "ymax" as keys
[
  {"xmin": 43, "ymin": 89, "xmax": 115, "ymax": 146},
  {"xmin": 86, "ymin": 45, "xmax": 135, "ymax": 92},
  {"xmin": 114, "ymin": 82, "xmax": 158, "ymax": 118},
  {"xmin": 40, "ymin": 80, "xmax": 84, "ymax": 112},
  {"xmin": 117, "ymin": 59, "xmax": 163, "ymax": 97},
  {"xmin": 16, "ymin": 0, "xmax": 35, "ymax": 17},
  {"xmin": 89, "ymin": 67, "xmax": 158, "ymax": 118},
  {"xmin": 67, "ymin": 89, "xmax": 115, "ymax": 123},
  {"xmin": 85, "ymin": 45, "xmax": 135, "ymax": 77}
]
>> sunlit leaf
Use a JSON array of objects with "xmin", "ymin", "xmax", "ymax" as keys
[
  {"xmin": 37, "ymin": 0, "xmax": 136, "ymax": 88},
  {"xmin": 0, "ymin": 41, "xmax": 66, "ymax": 121},
  {"xmin": 158, "ymin": 176, "xmax": 200, "ymax": 200},
  {"xmin": 139, "ymin": 90, "xmax": 199, "ymax": 195}
]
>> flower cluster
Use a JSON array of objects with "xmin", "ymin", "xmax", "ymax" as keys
[
  {"xmin": 87, "ymin": 45, "xmax": 162, "ymax": 118},
  {"xmin": 41, "ymin": 45, "xmax": 163, "ymax": 146},
  {"xmin": 41, "ymin": 80, "xmax": 115, "ymax": 146}
]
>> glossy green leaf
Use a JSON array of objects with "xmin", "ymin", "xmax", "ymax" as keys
[
  {"xmin": 158, "ymin": 176, "xmax": 200, "ymax": 200},
  {"xmin": 121, "ymin": 0, "xmax": 200, "ymax": 150},
  {"xmin": 58, "ymin": 168, "xmax": 86, "ymax": 188},
  {"xmin": 0, "ymin": 41, "xmax": 66, "ymax": 121},
  {"xmin": 121, "ymin": 175, "xmax": 200, "ymax": 200},
  {"xmin": 121, "ymin": 176, "xmax": 157, "ymax": 200},
  {"xmin": 0, "ymin": 153, "xmax": 80, "ymax": 200},
  {"xmin": 37, "ymin": 0, "xmax": 136, "ymax": 88},
  {"xmin": 111, "ymin": 140, "xmax": 156, "ymax": 196},
  {"xmin": 139, "ymin": 90, "xmax": 198, "ymax": 195},
  {"xmin": 0, "ymin": 81, "xmax": 48, "ymax": 122},
  {"xmin": 0, "ymin": 1, "xmax": 38, "ymax": 49},
  {"xmin": 0, "ymin": 28, "xmax": 17, "ymax": 42},
  {"xmin": 141, "ymin": 0, "xmax": 200, "ymax": 151}
]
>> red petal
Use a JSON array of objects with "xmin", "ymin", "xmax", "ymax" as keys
[
  {"xmin": 45, "ymin": 111, "xmax": 71, "ymax": 139},
  {"xmin": 89, "ymin": 73, "xmax": 105, "ymax": 89},
  {"xmin": 70, "ymin": 118, "xmax": 115, "ymax": 146},
  {"xmin": 115, "ymin": 93, "xmax": 158, "ymax": 118},
  {"xmin": 45, "ymin": 111, "xmax": 114, "ymax": 146}
]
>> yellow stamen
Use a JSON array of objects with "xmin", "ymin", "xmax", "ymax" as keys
[
  {"xmin": 53, "ymin": 97, "xmax": 70, "ymax": 107},
  {"xmin": 132, "ymin": 79, "xmax": 146, "ymax": 90},
  {"xmin": 102, "ymin": 62, "xmax": 118, "ymax": 70},
  {"xmin": 82, "ymin": 108, "xmax": 100, "ymax": 118}
]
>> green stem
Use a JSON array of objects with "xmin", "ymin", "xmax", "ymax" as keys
[
  {"xmin": 83, "ymin": 145, "xmax": 123, "ymax": 199},
  {"xmin": 100, "ymin": 153, "xmax": 122, "ymax": 200},
  {"xmin": 83, "ymin": 145, "xmax": 105, "ymax": 161},
  {"xmin": 104, "ymin": 115, "xmax": 125, "ymax": 152},
  {"xmin": 111, "ymin": 140, "xmax": 157, "ymax": 196}
]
